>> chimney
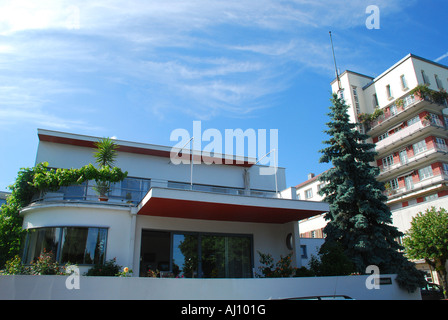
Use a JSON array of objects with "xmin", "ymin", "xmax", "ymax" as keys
[{"xmin": 308, "ymin": 173, "xmax": 315, "ymax": 180}]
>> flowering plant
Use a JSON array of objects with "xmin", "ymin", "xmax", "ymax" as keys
[
  {"xmin": 117, "ymin": 266, "xmax": 133, "ymax": 277},
  {"xmin": 146, "ymin": 268, "xmax": 160, "ymax": 278}
]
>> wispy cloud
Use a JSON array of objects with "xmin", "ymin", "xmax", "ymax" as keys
[
  {"xmin": 0, "ymin": 0, "xmax": 416, "ymax": 124},
  {"xmin": 435, "ymin": 52, "xmax": 448, "ymax": 63}
]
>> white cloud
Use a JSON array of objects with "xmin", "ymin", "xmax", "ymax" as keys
[
  {"xmin": 0, "ymin": 0, "xmax": 415, "ymax": 122},
  {"xmin": 435, "ymin": 52, "xmax": 448, "ymax": 63}
]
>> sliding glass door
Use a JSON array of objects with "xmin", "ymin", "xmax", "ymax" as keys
[{"xmin": 141, "ymin": 230, "xmax": 253, "ymax": 278}]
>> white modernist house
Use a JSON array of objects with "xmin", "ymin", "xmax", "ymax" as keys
[
  {"xmin": 297, "ymin": 53, "xmax": 448, "ymax": 283},
  {"xmin": 20, "ymin": 129, "xmax": 329, "ymax": 278}
]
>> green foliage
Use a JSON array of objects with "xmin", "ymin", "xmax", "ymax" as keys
[
  {"xmin": 403, "ymin": 207, "xmax": 448, "ymax": 298},
  {"xmin": 28, "ymin": 250, "xmax": 61, "ymax": 275},
  {"xmin": 0, "ymin": 138, "xmax": 127, "ymax": 268},
  {"xmin": 410, "ymin": 84, "xmax": 448, "ymax": 104},
  {"xmin": 309, "ymin": 242, "xmax": 355, "ymax": 277},
  {"xmin": 0, "ymin": 255, "xmax": 27, "ymax": 275},
  {"xmin": 0, "ymin": 252, "xmax": 70, "ymax": 275},
  {"xmin": 357, "ymin": 108, "xmax": 384, "ymax": 124},
  {"xmin": 256, "ymin": 251, "xmax": 297, "ymax": 278},
  {"xmin": 318, "ymin": 93, "xmax": 425, "ymax": 292},
  {"xmin": 94, "ymin": 137, "xmax": 118, "ymax": 168},
  {"xmin": 84, "ymin": 258, "xmax": 122, "ymax": 276}
]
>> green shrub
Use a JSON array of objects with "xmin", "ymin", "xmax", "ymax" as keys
[{"xmin": 84, "ymin": 258, "xmax": 122, "ymax": 276}]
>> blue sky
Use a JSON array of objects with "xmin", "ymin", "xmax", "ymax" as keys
[{"xmin": 1, "ymin": 0, "xmax": 448, "ymax": 191}]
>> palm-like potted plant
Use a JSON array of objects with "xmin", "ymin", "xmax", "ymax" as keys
[{"xmin": 93, "ymin": 138, "xmax": 118, "ymax": 201}]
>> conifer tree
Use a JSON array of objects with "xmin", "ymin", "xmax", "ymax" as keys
[{"xmin": 318, "ymin": 93, "xmax": 425, "ymax": 292}]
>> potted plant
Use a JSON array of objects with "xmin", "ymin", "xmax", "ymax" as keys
[{"xmin": 93, "ymin": 137, "xmax": 118, "ymax": 201}]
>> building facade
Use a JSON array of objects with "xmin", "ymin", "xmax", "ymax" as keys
[
  {"xmin": 20, "ymin": 129, "xmax": 328, "ymax": 278},
  {"xmin": 297, "ymin": 54, "xmax": 448, "ymax": 283}
]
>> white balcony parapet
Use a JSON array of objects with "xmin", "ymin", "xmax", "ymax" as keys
[
  {"xmin": 385, "ymin": 171, "xmax": 448, "ymax": 200},
  {"xmin": 379, "ymin": 144, "xmax": 448, "ymax": 175},
  {"xmin": 375, "ymin": 120, "xmax": 445, "ymax": 152}
]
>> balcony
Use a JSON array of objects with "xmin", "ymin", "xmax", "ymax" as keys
[
  {"xmin": 368, "ymin": 92, "xmax": 447, "ymax": 136},
  {"xmin": 30, "ymin": 178, "xmax": 284, "ymax": 207},
  {"xmin": 375, "ymin": 119, "xmax": 446, "ymax": 155},
  {"xmin": 385, "ymin": 171, "xmax": 448, "ymax": 202},
  {"xmin": 378, "ymin": 144, "xmax": 448, "ymax": 180}
]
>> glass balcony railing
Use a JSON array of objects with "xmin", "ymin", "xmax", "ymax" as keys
[
  {"xmin": 30, "ymin": 178, "xmax": 279, "ymax": 206},
  {"xmin": 31, "ymin": 178, "xmax": 151, "ymax": 206}
]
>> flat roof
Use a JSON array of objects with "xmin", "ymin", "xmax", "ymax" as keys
[{"xmin": 331, "ymin": 53, "xmax": 448, "ymax": 90}]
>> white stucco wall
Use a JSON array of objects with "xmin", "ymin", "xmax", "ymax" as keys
[{"xmin": 35, "ymin": 138, "xmax": 286, "ymax": 193}]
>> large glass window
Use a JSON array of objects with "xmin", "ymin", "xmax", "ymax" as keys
[
  {"xmin": 201, "ymin": 235, "xmax": 252, "ymax": 278},
  {"xmin": 23, "ymin": 227, "xmax": 107, "ymax": 265},
  {"xmin": 141, "ymin": 230, "xmax": 253, "ymax": 278},
  {"xmin": 172, "ymin": 233, "xmax": 199, "ymax": 278},
  {"xmin": 23, "ymin": 227, "xmax": 61, "ymax": 264}
]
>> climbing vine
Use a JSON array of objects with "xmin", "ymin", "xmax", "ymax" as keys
[{"xmin": 0, "ymin": 149, "xmax": 127, "ymax": 268}]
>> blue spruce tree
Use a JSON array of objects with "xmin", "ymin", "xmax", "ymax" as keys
[{"xmin": 318, "ymin": 93, "xmax": 425, "ymax": 292}]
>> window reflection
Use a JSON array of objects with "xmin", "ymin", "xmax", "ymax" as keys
[
  {"xmin": 173, "ymin": 234, "xmax": 198, "ymax": 278},
  {"xmin": 23, "ymin": 227, "xmax": 107, "ymax": 265}
]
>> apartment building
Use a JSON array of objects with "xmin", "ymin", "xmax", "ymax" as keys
[
  {"xmin": 20, "ymin": 129, "xmax": 328, "ymax": 279},
  {"xmin": 297, "ymin": 54, "xmax": 448, "ymax": 282}
]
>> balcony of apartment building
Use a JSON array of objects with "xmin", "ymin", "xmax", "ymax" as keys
[
  {"xmin": 367, "ymin": 91, "xmax": 447, "ymax": 137},
  {"xmin": 378, "ymin": 141, "xmax": 448, "ymax": 181},
  {"xmin": 384, "ymin": 168, "xmax": 448, "ymax": 204},
  {"xmin": 374, "ymin": 116, "xmax": 446, "ymax": 156}
]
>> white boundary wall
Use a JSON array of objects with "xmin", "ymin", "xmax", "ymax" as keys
[{"xmin": 0, "ymin": 275, "xmax": 420, "ymax": 300}]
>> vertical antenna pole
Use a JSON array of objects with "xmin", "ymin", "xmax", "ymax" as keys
[{"xmin": 329, "ymin": 31, "xmax": 342, "ymax": 93}]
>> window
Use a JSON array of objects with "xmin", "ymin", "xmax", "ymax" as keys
[
  {"xmin": 305, "ymin": 188, "xmax": 313, "ymax": 199},
  {"xmin": 378, "ymin": 132, "xmax": 389, "ymax": 141},
  {"xmin": 389, "ymin": 104, "xmax": 397, "ymax": 116},
  {"xmin": 400, "ymin": 75, "xmax": 408, "ymax": 90},
  {"xmin": 140, "ymin": 230, "xmax": 253, "ymax": 278},
  {"xmin": 418, "ymin": 165, "xmax": 433, "ymax": 180},
  {"xmin": 413, "ymin": 140, "xmax": 427, "ymax": 155},
  {"xmin": 424, "ymin": 194, "xmax": 438, "ymax": 202},
  {"xmin": 372, "ymin": 94, "xmax": 379, "ymax": 108},
  {"xmin": 386, "ymin": 85, "xmax": 393, "ymax": 99},
  {"xmin": 388, "ymin": 178, "xmax": 399, "ymax": 190},
  {"xmin": 300, "ymin": 245, "xmax": 307, "ymax": 259},
  {"xmin": 382, "ymin": 155, "xmax": 394, "ymax": 168},
  {"xmin": 435, "ymin": 75, "xmax": 444, "ymax": 90},
  {"xmin": 403, "ymin": 94, "xmax": 415, "ymax": 108},
  {"xmin": 407, "ymin": 115, "xmax": 420, "ymax": 126},
  {"xmin": 22, "ymin": 227, "xmax": 107, "ymax": 265},
  {"xmin": 61, "ymin": 227, "xmax": 107, "ymax": 264},
  {"xmin": 436, "ymin": 137, "xmax": 447, "ymax": 151},
  {"xmin": 442, "ymin": 163, "xmax": 448, "ymax": 177},
  {"xmin": 421, "ymin": 70, "xmax": 430, "ymax": 85},
  {"xmin": 429, "ymin": 113, "xmax": 442, "ymax": 126},
  {"xmin": 352, "ymin": 86, "xmax": 361, "ymax": 114}
]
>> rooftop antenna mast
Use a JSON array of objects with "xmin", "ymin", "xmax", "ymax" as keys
[{"xmin": 329, "ymin": 31, "xmax": 342, "ymax": 93}]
